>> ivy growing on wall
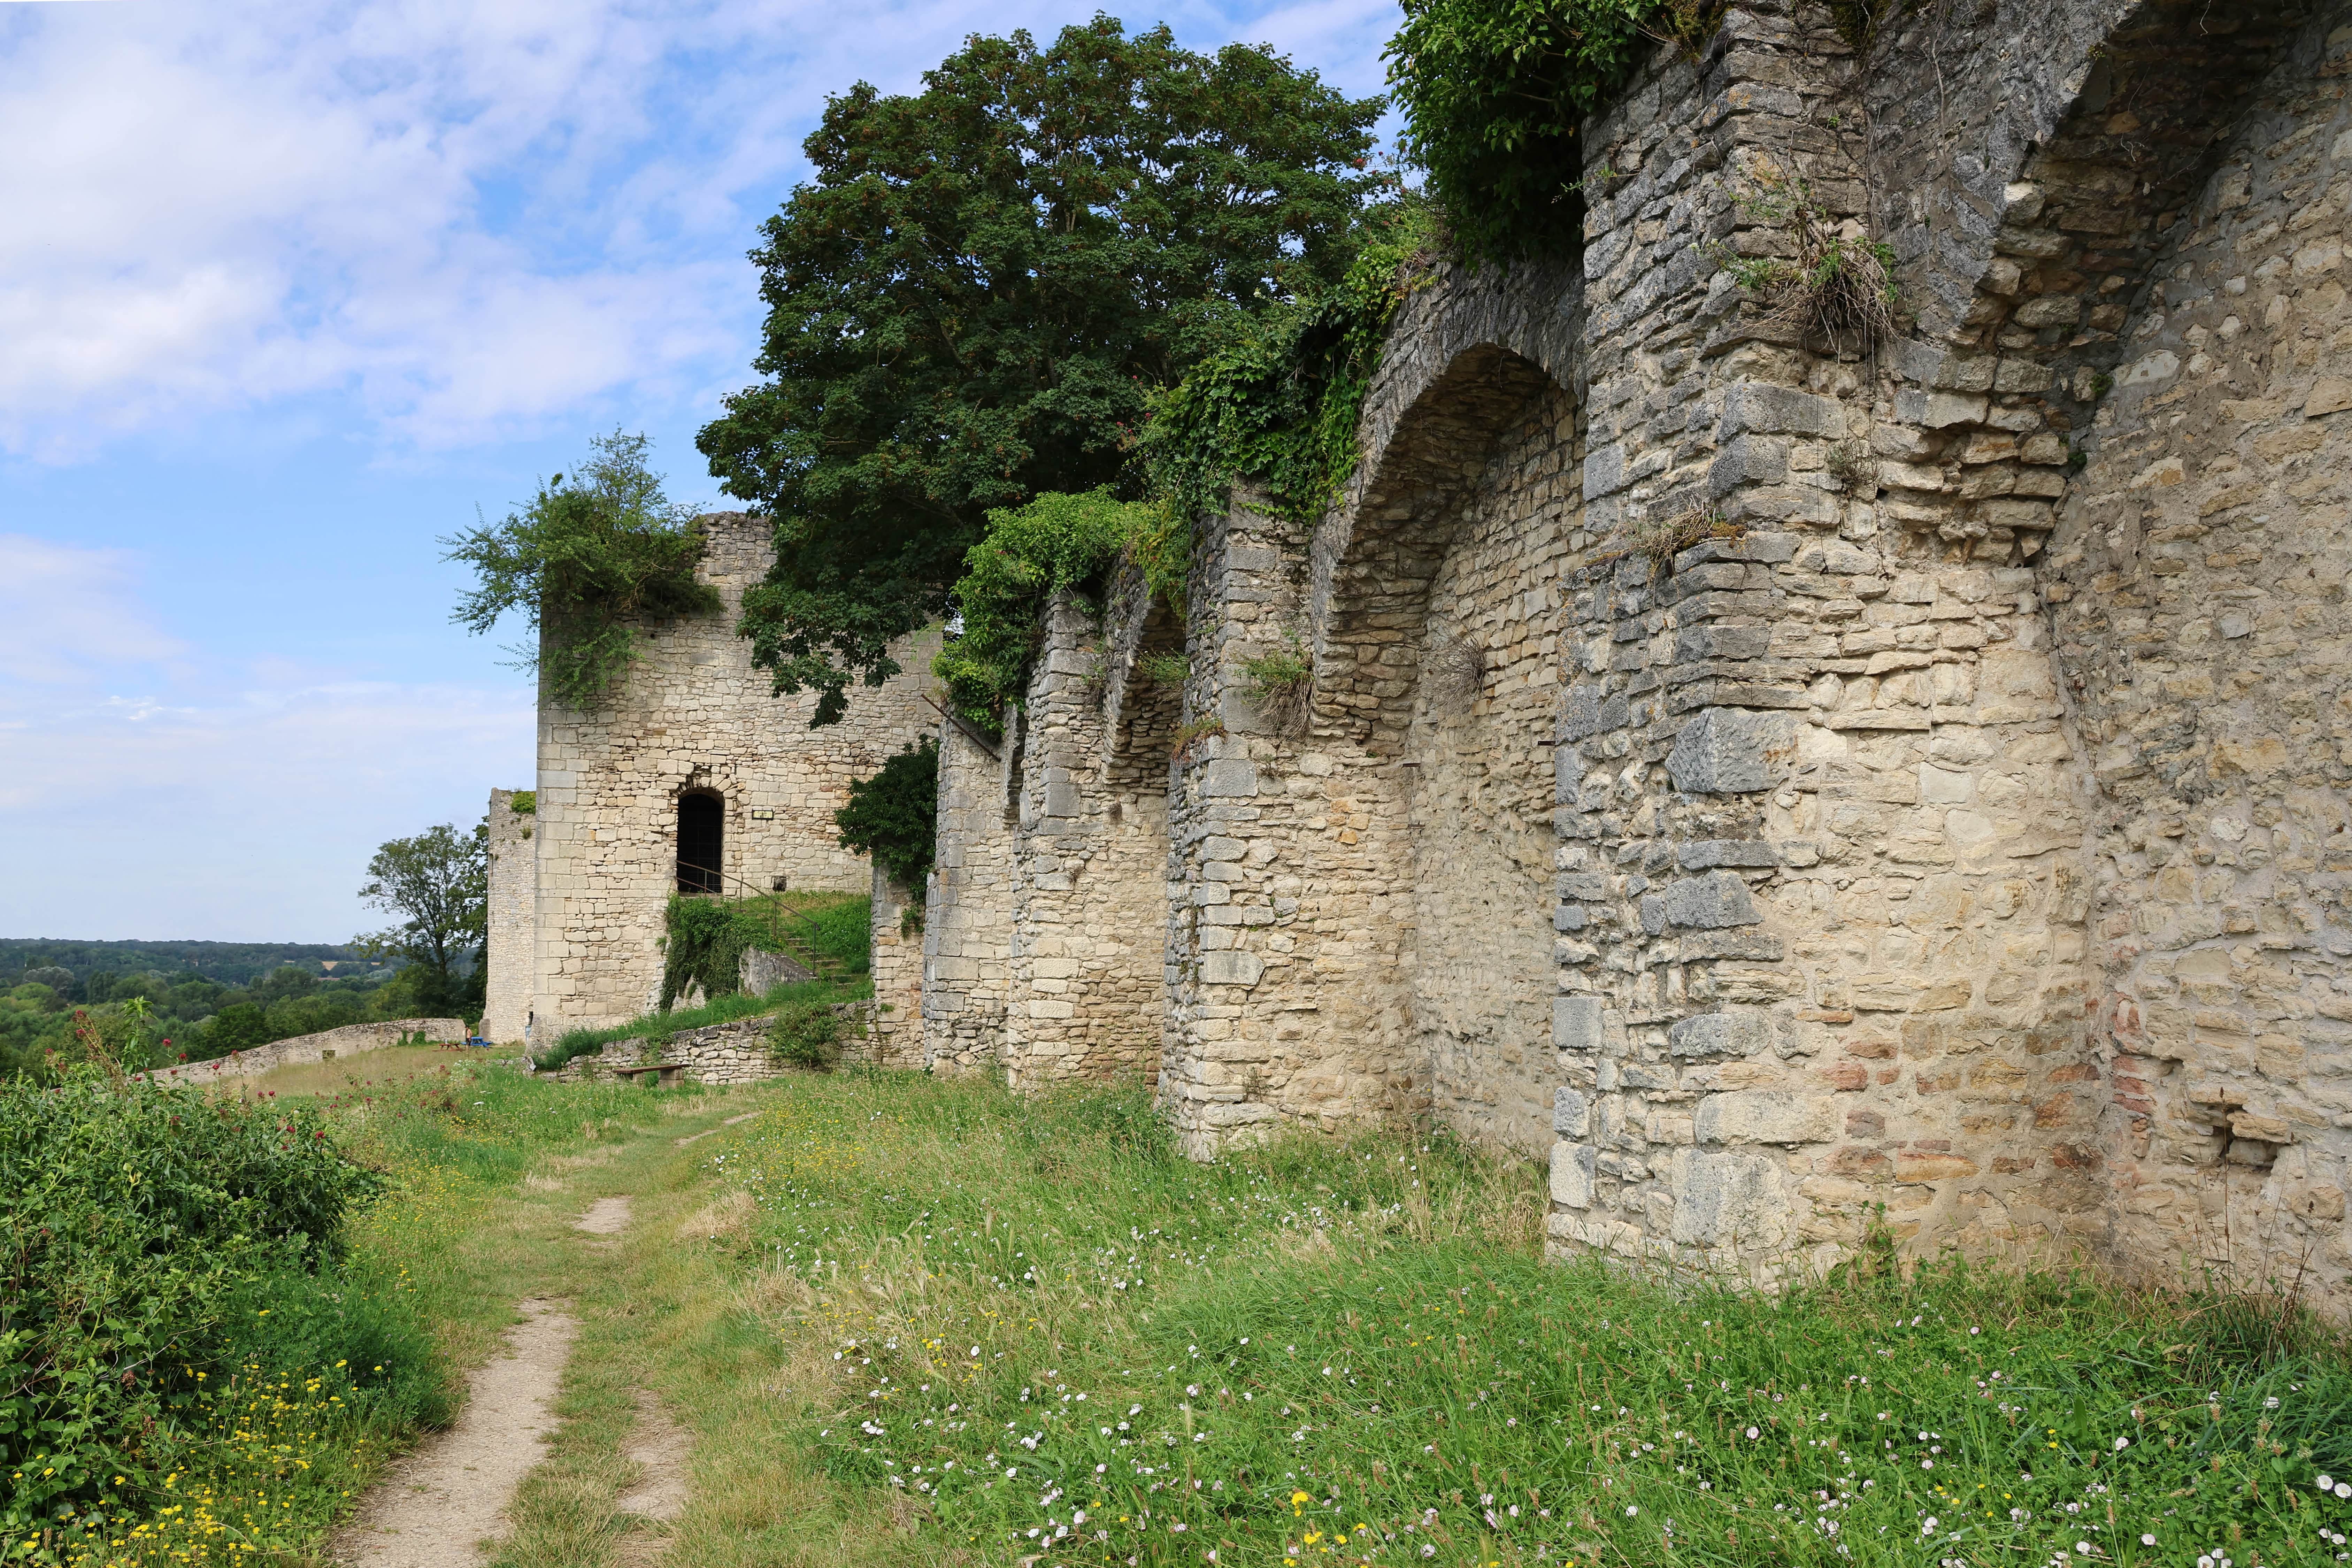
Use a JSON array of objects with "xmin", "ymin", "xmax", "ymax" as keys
[
  {"xmin": 1142, "ymin": 197, "xmax": 1439, "ymax": 531},
  {"xmin": 932, "ymin": 489, "xmax": 1166, "ymax": 728},
  {"xmin": 659, "ymin": 896, "xmax": 755, "ymax": 1010},
  {"xmin": 835, "ymin": 739, "xmax": 938, "ymax": 892},
  {"xmin": 445, "ymin": 431, "xmax": 722, "ymax": 711}
]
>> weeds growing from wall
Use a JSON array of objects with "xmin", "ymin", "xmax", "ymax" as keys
[
  {"xmin": 1596, "ymin": 507, "xmax": 1746, "ymax": 573},
  {"xmin": 1135, "ymin": 651, "xmax": 1192, "ymax": 687},
  {"xmin": 1711, "ymin": 159, "xmax": 1899, "ymax": 356},
  {"xmin": 1240, "ymin": 632, "xmax": 1315, "ymax": 736}
]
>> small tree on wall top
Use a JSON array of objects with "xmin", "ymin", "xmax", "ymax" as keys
[
  {"xmin": 444, "ymin": 430, "xmax": 722, "ymax": 710},
  {"xmin": 835, "ymin": 738, "xmax": 939, "ymax": 893}
]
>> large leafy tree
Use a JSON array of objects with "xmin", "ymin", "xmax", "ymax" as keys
[
  {"xmin": 355, "ymin": 822, "xmax": 488, "ymax": 1018},
  {"xmin": 699, "ymin": 15, "xmax": 1382, "ymax": 724}
]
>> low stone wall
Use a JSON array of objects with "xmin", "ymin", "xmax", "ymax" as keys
[
  {"xmin": 146, "ymin": 1018, "xmax": 468, "ymax": 1084},
  {"xmin": 548, "ymin": 1001, "xmax": 876, "ymax": 1085}
]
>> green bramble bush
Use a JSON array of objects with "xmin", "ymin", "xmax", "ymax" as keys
[{"xmin": 0, "ymin": 1067, "xmax": 407, "ymax": 1542}]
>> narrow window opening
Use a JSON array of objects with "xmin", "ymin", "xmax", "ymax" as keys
[{"xmin": 677, "ymin": 792, "xmax": 724, "ymax": 893}]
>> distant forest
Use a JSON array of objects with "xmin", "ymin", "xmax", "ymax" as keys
[{"xmin": 0, "ymin": 938, "xmax": 397, "ymax": 990}]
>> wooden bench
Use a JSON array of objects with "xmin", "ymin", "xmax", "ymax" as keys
[{"xmin": 609, "ymin": 1061, "xmax": 687, "ymax": 1087}]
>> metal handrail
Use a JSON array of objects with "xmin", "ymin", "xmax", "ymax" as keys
[{"xmin": 674, "ymin": 861, "xmax": 851, "ymax": 979}]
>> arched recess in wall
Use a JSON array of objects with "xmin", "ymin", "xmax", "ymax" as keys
[
  {"xmin": 1102, "ymin": 584, "xmax": 1189, "ymax": 793},
  {"xmin": 1305, "ymin": 344, "xmax": 1560, "ymax": 750},
  {"xmin": 1863, "ymin": 0, "xmax": 2322, "ymax": 568},
  {"xmin": 1306, "ymin": 336, "xmax": 1581, "ymax": 1153},
  {"xmin": 676, "ymin": 789, "xmax": 724, "ymax": 894}
]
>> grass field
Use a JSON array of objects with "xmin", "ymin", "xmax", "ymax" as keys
[
  {"xmin": 48, "ymin": 1061, "xmax": 2352, "ymax": 1568},
  {"xmin": 207, "ymin": 1041, "xmax": 497, "ymax": 1098}
]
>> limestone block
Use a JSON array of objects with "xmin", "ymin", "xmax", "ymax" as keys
[
  {"xmin": 1203, "ymin": 759, "xmax": 1259, "ymax": 798},
  {"xmin": 1719, "ymin": 384, "xmax": 1843, "ymax": 438},
  {"xmin": 1554, "ymin": 995, "xmax": 1605, "ymax": 1052},
  {"xmin": 1696, "ymin": 1092, "xmax": 1838, "ymax": 1146},
  {"xmin": 1663, "ymin": 873, "xmax": 1762, "ymax": 930},
  {"xmin": 1667, "ymin": 1149, "xmax": 1784, "ymax": 1246},
  {"xmin": 1668, "ymin": 1010, "xmax": 1771, "ymax": 1058},
  {"xmin": 1552, "ymin": 1087, "xmax": 1591, "ymax": 1137},
  {"xmin": 1550, "ymin": 1140, "xmax": 1598, "ymax": 1209},
  {"xmin": 1201, "ymin": 952, "xmax": 1266, "ymax": 987},
  {"xmin": 1676, "ymin": 839, "xmax": 1778, "ymax": 869},
  {"xmin": 1667, "ymin": 709, "xmax": 1798, "ymax": 795}
]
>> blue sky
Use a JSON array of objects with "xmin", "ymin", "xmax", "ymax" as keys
[{"xmin": 0, "ymin": 0, "xmax": 1397, "ymax": 944}]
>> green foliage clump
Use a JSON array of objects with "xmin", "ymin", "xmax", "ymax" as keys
[
  {"xmin": 445, "ymin": 431, "xmax": 722, "ymax": 711},
  {"xmin": 767, "ymin": 1001, "xmax": 845, "ymax": 1070},
  {"xmin": 932, "ymin": 489, "xmax": 1154, "ymax": 726},
  {"xmin": 834, "ymin": 740, "xmax": 938, "ymax": 893},
  {"xmin": 1134, "ymin": 650, "xmax": 1191, "ymax": 685},
  {"xmin": 505, "ymin": 790, "xmax": 536, "ymax": 815},
  {"xmin": 657, "ymin": 893, "xmax": 874, "ymax": 1016},
  {"xmin": 1384, "ymin": 0, "xmax": 1720, "ymax": 266},
  {"xmin": 0, "ymin": 1068, "xmax": 412, "ymax": 1539},
  {"xmin": 1141, "ymin": 198, "xmax": 1438, "ymax": 530},
  {"xmin": 698, "ymin": 19, "xmax": 1381, "ymax": 725},
  {"xmin": 659, "ymin": 897, "xmax": 760, "ymax": 1013}
]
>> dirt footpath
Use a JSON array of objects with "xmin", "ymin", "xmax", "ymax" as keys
[{"xmin": 331, "ymin": 1300, "xmax": 578, "ymax": 1567}]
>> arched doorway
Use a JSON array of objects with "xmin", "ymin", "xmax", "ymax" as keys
[{"xmin": 677, "ymin": 792, "xmax": 723, "ymax": 893}]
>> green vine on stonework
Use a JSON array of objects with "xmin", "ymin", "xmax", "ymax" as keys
[
  {"xmin": 931, "ymin": 488, "xmax": 1161, "ymax": 730},
  {"xmin": 660, "ymin": 896, "xmax": 755, "ymax": 1010},
  {"xmin": 1140, "ymin": 197, "xmax": 1442, "ymax": 532}
]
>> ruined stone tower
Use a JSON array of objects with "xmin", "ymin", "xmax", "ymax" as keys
[{"xmin": 490, "ymin": 512, "xmax": 934, "ymax": 1042}]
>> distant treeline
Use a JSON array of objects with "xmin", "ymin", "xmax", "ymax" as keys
[
  {"xmin": 0, "ymin": 937, "xmax": 392, "ymax": 991},
  {"xmin": 1, "ymin": 959, "xmax": 468, "ymax": 1081}
]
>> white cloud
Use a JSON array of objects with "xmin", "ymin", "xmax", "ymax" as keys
[
  {"xmin": 0, "ymin": 533, "xmax": 185, "ymax": 685},
  {"xmin": 0, "ymin": 0, "xmax": 1394, "ymax": 459},
  {"xmin": 0, "ymin": 536, "xmax": 531, "ymax": 939}
]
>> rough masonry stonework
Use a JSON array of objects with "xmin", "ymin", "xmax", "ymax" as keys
[
  {"xmin": 509, "ymin": 0, "xmax": 2352, "ymax": 1315},
  {"xmin": 515, "ymin": 511, "xmax": 934, "ymax": 1039},
  {"xmin": 902, "ymin": 0, "xmax": 2352, "ymax": 1310}
]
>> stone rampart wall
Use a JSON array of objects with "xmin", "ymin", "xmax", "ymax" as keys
[
  {"xmin": 994, "ymin": 594, "xmax": 1172, "ymax": 1088},
  {"xmin": 146, "ymin": 1019, "xmax": 468, "ymax": 1084},
  {"xmin": 548, "ymin": 1001, "xmax": 877, "ymax": 1085},
  {"xmin": 923, "ymin": 715, "xmax": 1015, "ymax": 1070},
  {"xmin": 868, "ymin": 865, "xmax": 926, "ymax": 1069},
  {"xmin": 2045, "ymin": 8, "xmax": 2352, "ymax": 1287}
]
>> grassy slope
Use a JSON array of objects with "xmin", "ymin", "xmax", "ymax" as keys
[
  {"xmin": 486, "ymin": 1072, "xmax": 2352, "ymax": 1568},
  {"xmin": 81, "ymin": 1064, "xmax": 2352, "ymax": 1567}
]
